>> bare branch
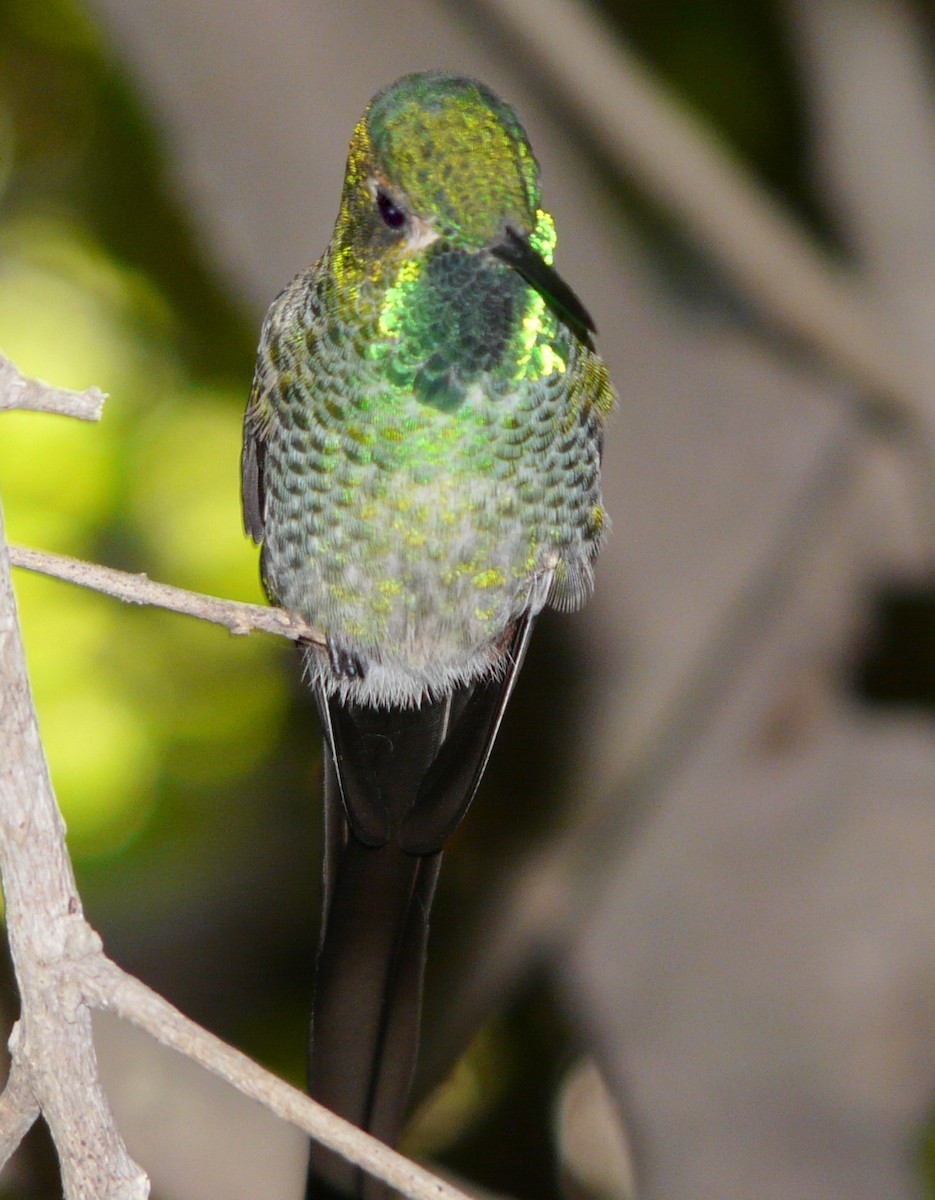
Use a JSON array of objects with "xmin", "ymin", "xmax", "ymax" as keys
[
  {"xmin": 0, "ymin": 1056, "xmax": 41, "ymax": 1173},
  {"xmin": 9, "ymin": 544, "xmax": 325, "ymax": 647},
  {"xmin": 0, "ymin": 353, "xmax": 105, "ymax": 422},
  {"xmin": 86, "ymin": 957, "xmax": 478, "ymax": 1200},
  {"xmin": 0, "ymin": 501, "xmax": 149, "ymax": 1199}
]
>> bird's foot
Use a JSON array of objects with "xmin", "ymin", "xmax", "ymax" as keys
[{"xmin": 327, "ymin": 637, "xmax": 366, "ymax": 680}]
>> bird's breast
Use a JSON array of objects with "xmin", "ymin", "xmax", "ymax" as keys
[{"xmin": 261, "ymin": 390, "xmax": 550, "ymax": 693}]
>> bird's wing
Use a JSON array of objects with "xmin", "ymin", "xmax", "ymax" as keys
[
  {"xmin": 399, "ymin": 608, "xmax": 538, "ymax": 853},
  {"xmin": 241, "ymin": 383, "xmax": 268, "ymax": 544},
  {"xmin": 318, "ymin": 606, "xmax": 538, "ymax": 855}
]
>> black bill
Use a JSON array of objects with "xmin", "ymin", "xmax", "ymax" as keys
[{"xmin": 490, "ymin": 224, "xmax": 596, "ymax": 349}]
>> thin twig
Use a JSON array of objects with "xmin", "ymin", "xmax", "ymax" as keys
[
  {"xmin": 86, "ymin": 956, "xmax": 477, "ymax": 1200},
  {"xmin": 0, "ymin": 353, "xmax": 105, "ymax": 422},
  {"xmin": 9, "ymin": 545, "xmax": 325, "ymax": 647}
]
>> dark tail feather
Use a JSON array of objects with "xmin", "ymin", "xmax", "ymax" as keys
[
  {"xmin": 306, "ymin": 785, "xmax": 441, "ymax": 1198},
  {"xmin": 306, "ymin": 613, "xmax": 536, "ymax": 1198}
]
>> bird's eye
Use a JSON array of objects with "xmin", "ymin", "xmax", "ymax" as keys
[{"xmin": 377, "ymin": 189, "xmax": 406, "ymax": 230}]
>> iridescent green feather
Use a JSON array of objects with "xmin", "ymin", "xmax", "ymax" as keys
[{"xmin": 244, "ymin": 73, "xmax": 614, "ymax": 705}]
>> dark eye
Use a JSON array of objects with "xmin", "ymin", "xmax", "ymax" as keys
[{"xmin": 377, "ymin": 189, "xmax": 406, "ymax": 230}]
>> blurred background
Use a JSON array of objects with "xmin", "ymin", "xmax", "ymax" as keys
[{"xmin": 2, "ymin": 0, "xmax": 935, "ymax": 1197}]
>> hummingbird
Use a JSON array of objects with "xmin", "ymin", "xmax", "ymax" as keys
[{"xmin": 242, "ymin": 71, "xmax": 615, "ymax": 1200}]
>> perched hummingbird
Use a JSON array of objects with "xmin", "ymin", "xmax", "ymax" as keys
[{"xmin": 242, "ymin": 72, "xmax": 614, "ymax": 1200}]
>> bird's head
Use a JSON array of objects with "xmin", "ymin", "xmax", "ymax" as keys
[{"xmin": 330, "ymin": 72, "xmax": 594, "ymax": 345}]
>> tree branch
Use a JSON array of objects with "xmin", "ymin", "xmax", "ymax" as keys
[
  {"xmin": 0, "ymin": 353, "xmax": 105, "ymax": 422},
  {"xmin": 0, "ymin": 496, "xmax": 149, "ymax": 1197},
  {"xmin": 0, "ymin": 1058, "xmax": 41, "ymax": 1173},
  {"xmin": 0, "ymin": 359, "xmax": 133, "ymax": 1191},
  {"xmin": 86, "ymin": 957, "xmax": 476, "ymax": 1200},
  {"xmin": 9, "ymin": 545, "xmax": 325, "ymax": 647}
]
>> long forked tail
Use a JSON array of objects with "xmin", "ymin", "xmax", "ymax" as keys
[
  {"xmin": 305, "ymin": 613, "xmax": 536, "ymax": 1199},
  {"xmin": 307, "ymin": 818, "xmax": 441, "ymax": 1198}
]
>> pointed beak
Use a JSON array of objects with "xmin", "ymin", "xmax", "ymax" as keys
[{"xmin": 489, "ymin": 225, "xmax": 596, "ymax": 348}]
